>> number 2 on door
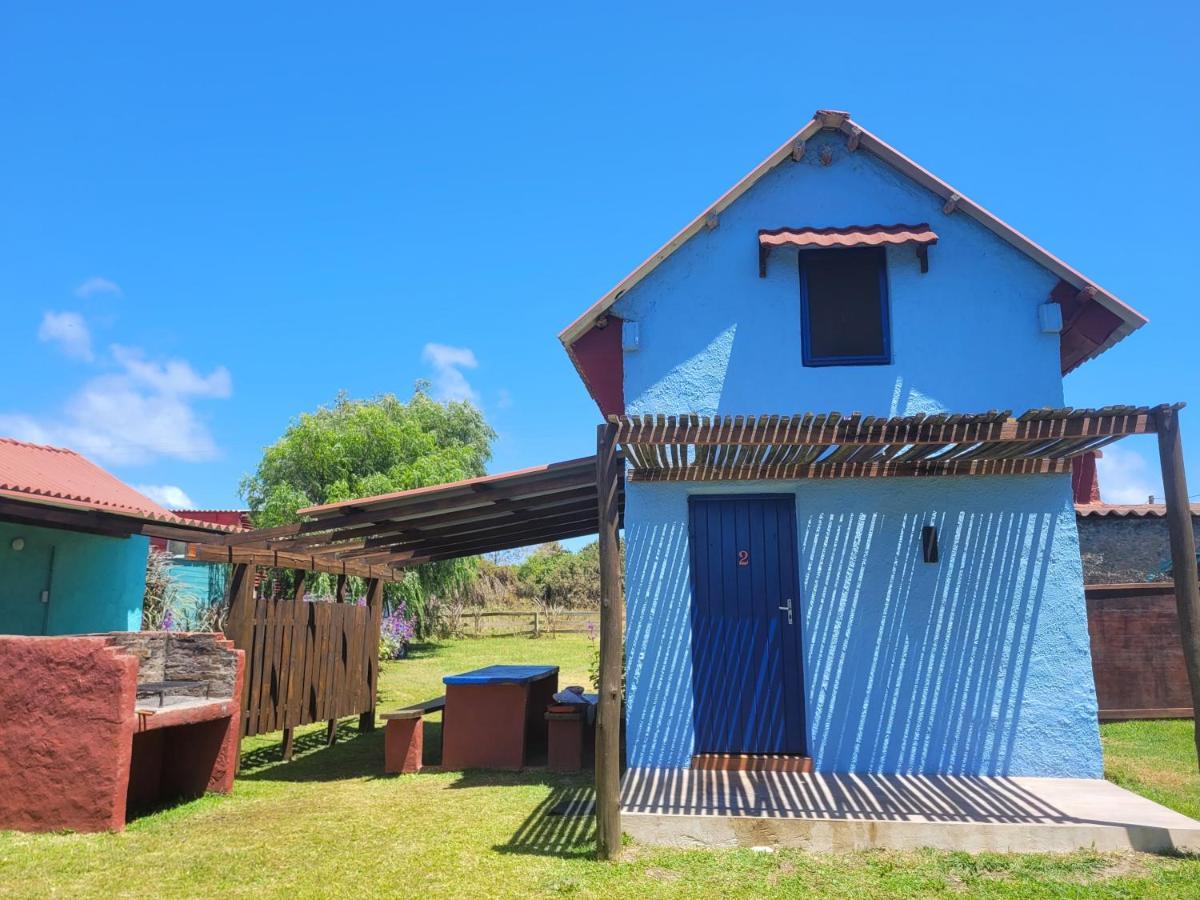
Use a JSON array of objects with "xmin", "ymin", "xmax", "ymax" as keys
[{"xmin": 737, "ymin": 550, "xmax": 750, "ymax": 566}]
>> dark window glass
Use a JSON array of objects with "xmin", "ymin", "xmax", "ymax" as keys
[{"xmin": 799, "ymin": 247, "xmax": 891, "ymax": 366}]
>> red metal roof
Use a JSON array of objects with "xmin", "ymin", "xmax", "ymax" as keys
[
  {"xmin": 1076, "ymin": 503, "xmax": 1200, "ymax": 518},
  {"xmin": 758, "ymin": 223, "xmax": 938, "ymax": 250},
  {"xmin": 0, "ymin": 437, "xmax": 232, "ymax": 531}
]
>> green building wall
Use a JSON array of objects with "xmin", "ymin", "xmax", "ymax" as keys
[{"xmin": 0, "ymin": 521, "xmax": 148, "ymax": 635}]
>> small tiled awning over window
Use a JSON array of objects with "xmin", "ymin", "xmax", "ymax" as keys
[
  {"xmin": 614, "ymin": 405, "xmax": 1167, "ymax": 482},
  {"xmin": 758, "ymin": 223, "xmax": 938, "ymax": 276}
]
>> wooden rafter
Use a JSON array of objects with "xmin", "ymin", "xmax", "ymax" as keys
[{"xmin": 187, "ymin": 455, "xmax": 619, "ymax": 577}]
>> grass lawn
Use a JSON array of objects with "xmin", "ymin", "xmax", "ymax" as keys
[{"xmin": 1, "ymin": 634, "xmax": 1198, "ymax": 898}]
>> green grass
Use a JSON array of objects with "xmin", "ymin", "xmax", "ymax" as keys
[{"xmin": 1, "ymin": 634, "xmax": 1197, "ymax": 898}]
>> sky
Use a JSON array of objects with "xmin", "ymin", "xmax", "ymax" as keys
[{"xmin": 1, "ymin": 2, "xmax": 1197, "ymax": 513}]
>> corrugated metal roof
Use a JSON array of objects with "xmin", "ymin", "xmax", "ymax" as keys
[
  {"xmin": 1076, "ymin": 503, "xmax": 1200, "ymax": 518},
  {"xmin": 758, "ymin": 224, "xmax": 938, "ymax": 250},
  {"xmin": 0, "ymin": 436, "xmax": 233, "ymax": 531}
]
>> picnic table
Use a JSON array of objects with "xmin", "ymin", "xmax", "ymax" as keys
[{"xmin": 441, "ymin": 664, "xmax": 559, "ymax": 770}]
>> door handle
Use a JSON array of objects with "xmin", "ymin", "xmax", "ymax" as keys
[{"xmin": 778, "ymin": 598, "xmax": 793, "ymax": 625}]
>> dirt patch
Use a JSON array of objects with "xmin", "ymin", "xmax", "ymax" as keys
[{"xmin": 644, "ymin": 866, "xmax": 682, "ymax": 882}]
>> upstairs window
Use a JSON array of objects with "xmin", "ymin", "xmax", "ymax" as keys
[{"xmin": 799, "ymin": 247, "xmax": 891, "ymax": 366}]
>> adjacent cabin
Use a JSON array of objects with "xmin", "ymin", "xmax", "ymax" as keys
[
  {"xmin": 0, "ymin": 437, "xmax": 230, "ymax": 634},
  {"xmin": 560, "ymin": 110, "xmax": 1147, "ymax": 778}
]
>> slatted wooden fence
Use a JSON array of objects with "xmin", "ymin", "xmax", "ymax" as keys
[{"xmin": 223, "ymin": 565, "xmax": 382, "ymax": 742}]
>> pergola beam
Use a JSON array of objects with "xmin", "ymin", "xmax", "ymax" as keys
[{"xmin": 187, "ymin": 542, "xmax": 405, "ymax": 581}]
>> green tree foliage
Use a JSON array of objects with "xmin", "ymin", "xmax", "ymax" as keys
[
  {"xmin": 514, "ymin": 539, "xmax": 622, "ymax": 610},
  {"xmin": 239, "ymin": 386, "xmax": 496, "ymax": 633}
]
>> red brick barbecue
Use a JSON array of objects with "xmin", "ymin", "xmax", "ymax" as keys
[{"xmin": 0, "ymin": 632, "xmax": 243, "ymax": 833}]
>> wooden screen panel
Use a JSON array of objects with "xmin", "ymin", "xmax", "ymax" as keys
[
  {"xmin": 226, "ymin": 598, "xmax": 378, "ymax": 738},
  {"xmin": 1086, "ymin": 583, "xmax": 1193, "ymax": 719}
]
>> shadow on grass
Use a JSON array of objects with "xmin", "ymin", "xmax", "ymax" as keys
[
  {"xmin": 239, "ymin": 720, "xmax": 385, "ymax": 782},
  {"xmin": 447, "ymin": 770, "xmax": 597, "ymax": 859}
]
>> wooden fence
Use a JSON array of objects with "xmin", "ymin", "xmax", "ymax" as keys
[
  {"xmin": 439, "ymin": 609, "xmax": 599, "ymax": 638},
  {"xmin": 224, "ymin": 565, "xmax": 382, "ymax": 744},
  {"xmin": 1086, "ymin": 581, "xmax": 1192, "ymax": 720}
]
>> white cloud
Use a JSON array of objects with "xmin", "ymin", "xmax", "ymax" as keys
[
  {"xmin": 74, "ymin": 276, "xmax": 122, "ymax": 299},
  {"xmin": 422, "ymin": 342, "xmax": 480, "ymax": 403},
  {"xmin": 1096, "ymin": 443, "xmax": 1163, "ymax": 504},
  {"xmin": 38, "ymin": 311, "xmax": 93, "ymax": 361},
  {"xmin": 0, "ymin": 346, "xmax": 233, "ymax": 465},
  {"xmin": 135, "ymin": 484, "xmax": 196, "ymax": 509}
]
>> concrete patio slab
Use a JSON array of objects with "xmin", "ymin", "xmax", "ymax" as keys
[{"xmin": 620, "ymin": 768, "xmax": 1200, "ymax": 854}]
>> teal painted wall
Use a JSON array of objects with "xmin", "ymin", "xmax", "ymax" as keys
[
  {"xmin": 0, "ymin": 522, "xmax": 148, "ymax": 635},
  {"xmin": 165, "ymin": 559, "xmax": 229, "ymax": 627}
]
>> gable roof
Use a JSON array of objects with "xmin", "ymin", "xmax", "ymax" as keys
[
  {"xmin": 0, "ymin": 436, "xmax": 234, "ymax": 532},
  {"xmin": 559, "ymin": 109, "xmax": 1146, "ymax": 374}
]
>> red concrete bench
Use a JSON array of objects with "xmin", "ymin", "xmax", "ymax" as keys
[{"xmin": 382, "ymin": 696, "xmax": 445, "ymax": 774}]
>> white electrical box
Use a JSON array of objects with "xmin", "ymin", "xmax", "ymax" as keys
[
  {"xmin": 1038, "ymin": 303, "xmax": 1063, "ymax": 334},
  {"xmin": 622, "ymin": 320, "xmax": 640, "ymax": 352}
]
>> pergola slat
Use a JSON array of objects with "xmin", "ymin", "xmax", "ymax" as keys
[{"xmin": 612, "ymin": 406, "xmax": 1166, "ymax": 482}]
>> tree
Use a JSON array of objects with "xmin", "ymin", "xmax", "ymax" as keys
[
  {"xmin": 239, "ymin": 385, "xmax": 496, "ymax": 633},
  {"xmin": 515, "ymin": 539, "xmax": 622, "ymax": 610}
]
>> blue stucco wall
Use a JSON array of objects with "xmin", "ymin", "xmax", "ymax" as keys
[
  {"xmin": 0, "ymin": 521, "xmax": 148, "ymax": 635},
  {"xmin": 611, "ymin": 130, "xmax": 1102, "ymax": 777},
  {"xmin": 612, "ymin": 132, "xmax": 1064, "ymax": 417},
  {"xmin": 625, "ymin": 476, "xmax": 1101, "ymax": 777}
]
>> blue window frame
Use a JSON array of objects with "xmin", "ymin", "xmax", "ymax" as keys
[{"xmin": 799, "ymin": 246, "xmax": 892, "ymax": 366}]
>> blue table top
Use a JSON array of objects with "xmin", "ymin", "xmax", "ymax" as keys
[{"xmin": 443, "ymin": 664, "xmax": 559, "ymax": 686}]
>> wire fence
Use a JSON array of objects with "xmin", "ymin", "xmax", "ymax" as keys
[{"xmin": 434, "ymin": 608, "xmax": 600, "ymax": 638}]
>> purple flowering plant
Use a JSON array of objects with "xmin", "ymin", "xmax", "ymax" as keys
[{"xmin": 379, "ymin": 605, "xmax": 417, "ymax": 660}]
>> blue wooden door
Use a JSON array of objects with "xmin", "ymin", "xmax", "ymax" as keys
[{"xmin": 688, "ymin": 495, "xmax": 806, "ymax": 755}]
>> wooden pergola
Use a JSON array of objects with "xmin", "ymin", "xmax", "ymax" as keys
[
  {"xmin": 184, "ymin": 404, "xmax": 1197, "ymax": 861},
  {"xmin": 188, "ymin": 455, "xmax": 619, "ymax": 574},
  {"xmin": 591, "ymin": 403, "xmax": 1200, "ymax": 859}
]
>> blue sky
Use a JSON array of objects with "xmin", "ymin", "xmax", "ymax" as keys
[{"xmin": 1, "ymin": 2, "xmax": 1197, "ymax": 511}]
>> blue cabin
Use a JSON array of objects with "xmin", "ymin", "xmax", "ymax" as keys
[{"xmin": 560, "ymin": 110, "xmax": 1147, "ymax": 778}]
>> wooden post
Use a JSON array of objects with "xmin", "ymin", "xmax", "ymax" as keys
[
  {"xmin": 1154, "ymin": 404, "xmax": 1200, "ymax": 771},
  {"xmin": 328, "ymin": 572, "xmax": 348, "ymax": 747},
  {"xmin": 359, "ymin": 577, "xmax": 383, "ymax": 732},
  {"xmin": 280, "ymin": 569, "xmax": 306, "ymax": 762},
  {"xmin": 595, "ymin": 422, "xmax": 624, "ymax": 860},
  {"xmin": 224, "ymin": 562, "xmax": 255, "ymax": 773}
]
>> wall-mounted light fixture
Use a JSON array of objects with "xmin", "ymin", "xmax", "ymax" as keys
[
  {"xmin": 921, "ymin": 525, "xmax": 939, "ymax": 563},
  {"xmin": 10, "ymin": 537, "xmax": 24, "ymax": 552}
]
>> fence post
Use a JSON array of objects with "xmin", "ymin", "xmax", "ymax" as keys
[
  {"xmin": 223, "ymin": 562, "xmax": 255, "ymax": 773},
  {"xmin": 327, "ymin": 573, "xmax": 348, "ymax": 747},
  {"xmin": 534, "ymin": 610, "xmax": 540, "ymax": 637},
  {"xmin": 280, "ymin": 568, "xmax": 306, "ymax": 762},
  {"xmin": 359, "ymin": 577, "xmax": 383, "ymax": 733}
]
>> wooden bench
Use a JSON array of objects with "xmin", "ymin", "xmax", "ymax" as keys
[{"xmin": 382, "ymin": 696, "xmax": 445, "ymax": 774}]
